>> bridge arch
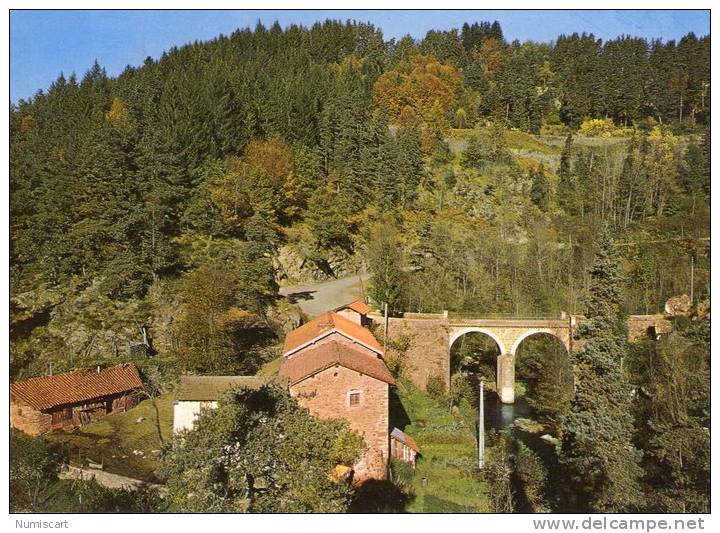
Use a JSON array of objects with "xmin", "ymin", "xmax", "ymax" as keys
[
  {"xmin": 448, "ymin": 327, "xmax": 510, "ymax": 405},
  {"xmin": 509, "ymin": 329, "xmax": 570, "ymax": 356},
  {"xmin": 448, "ymin": 327, "xmax": 506, "ymax": 355}
]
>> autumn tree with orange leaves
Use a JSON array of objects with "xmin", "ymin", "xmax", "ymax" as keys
[{"xmin": 372, "ymin": 55, "xmax": 460, "ymax": 124}]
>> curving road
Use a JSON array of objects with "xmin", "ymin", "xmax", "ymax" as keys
[{"xmin": 279, "ymin": 273, "xmax": 372, "ymax": 318}]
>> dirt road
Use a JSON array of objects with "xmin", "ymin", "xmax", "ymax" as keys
[{"xmin": 279, "ymin": 273, "xmax": 371, "ymax": 317}]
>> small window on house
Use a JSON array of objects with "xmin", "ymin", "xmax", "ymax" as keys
[{"xmin": 348, "ymin": 390, "xmax": 361, "ymax": 407}]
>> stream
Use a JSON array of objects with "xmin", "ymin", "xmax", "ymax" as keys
[{"xmin": 483, "ymin": 391, "xmax": 566, "ymax": 512}]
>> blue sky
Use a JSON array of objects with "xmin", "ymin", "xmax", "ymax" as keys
[{"xmin": 10, "ymin": 9, "xmax": 710, "ymax": 103}]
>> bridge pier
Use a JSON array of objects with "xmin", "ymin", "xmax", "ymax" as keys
[{"xmin": 496, "ymin": 353, "xmax": 516, "ymax": 404}]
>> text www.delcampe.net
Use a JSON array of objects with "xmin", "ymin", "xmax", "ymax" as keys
[{"xmin": 532, "ymin": 517, "xmax": 707, "ymax": 532}]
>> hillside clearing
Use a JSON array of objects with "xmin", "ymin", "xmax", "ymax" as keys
[{"xmin": 44, "ymin": 393, "xmax": 174, "ymax": 482}]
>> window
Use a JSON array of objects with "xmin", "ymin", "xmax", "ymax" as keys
[{"xmin": 348, "ymin": 390, "xmax": 361, "ymax": 407}]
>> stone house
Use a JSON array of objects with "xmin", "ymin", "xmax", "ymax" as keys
[
  {"xmin": 173, "ymin": 375, "xmax": 266, "ymax": 433},
  {"xmin": 10, "ymin": 364, "xmax": 143, "ymax": 436},
  {"xmin": 390, "ymin": 427, "xmax": 420, "ymax": 468},
  {"xmin": 279, "ymin": 311, "xmax": 394, "ymax": 482},
  {"xmin": 333, "ymin": 299, "xmax": 372, "ymax": 326}
]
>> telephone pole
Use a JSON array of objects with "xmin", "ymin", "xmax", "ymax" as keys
[
  {"xmin": 383, "ymin": 302, "xmax": 389, "ymax": 352},
  {"xmin": 690, "ymin": 255, "xmax": 695, "ymax": 304},
  {"xmin": 478, "ymin": 379, "xmax": 485, "ymax": 470}
]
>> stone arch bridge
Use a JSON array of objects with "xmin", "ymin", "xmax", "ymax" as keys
[{"xmin": 373, "ymin": 312, "xmax": 672, "ymax": 404}]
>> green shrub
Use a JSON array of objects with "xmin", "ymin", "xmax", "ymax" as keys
[
  {"xmin": 515, "ymin": 442, "xmax": 551, "ymax": 512},
  {"xmin": 425, "ymin": 374, "xmax": 447, "ymax": 399},
  {"xmin": 10, "ymin": 430, "xmax": 62, "ymax": 512},
  {"xmin": 389, "ymin": 458, "xmax": 415, "ymax": 490},
  {"xmin": 540, "ymin": 123, "xmax": 570, "ymax": 136},
  {"xmin": 450, "ymin": 373, "xmax": 473, "ymax": 407}
]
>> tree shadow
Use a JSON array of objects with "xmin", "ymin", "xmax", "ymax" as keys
[
  {"xmin": 389, "ymin": 387, "xmax": 411, "ymax": 430},
  {"xmin": 350, "ymin": 479, "xmax": 414, "ymax": 513},
  {"xmin": 285, "ymin": 290, "xmax": 316, "ymax": 303}
]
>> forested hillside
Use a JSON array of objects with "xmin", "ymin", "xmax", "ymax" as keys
[{"xmin": 10, "ymin": 20, "xmax": 710, "ymax": 381}]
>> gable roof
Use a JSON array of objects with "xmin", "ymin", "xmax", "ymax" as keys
[
  {"xmin": 391, "ymin": 427, "xmax": 420, "ymax": 453},
  {"xmin": 279, "ymin": 340, "xmax": 395, "ymax": 386},
  {"xmin": 334, "ymin": 299, "xmax": 371, "ymax": 315},
  {"xmin": 175, "ymin": 375, "xmax": 266, "ymax": 401},
  {"xmin": 10, "ymin": 364, "xmax": 143, "ymax": 411},
  {"xmin": 282, "ymin": 312, "xmax": 383, "ymax": 356}
]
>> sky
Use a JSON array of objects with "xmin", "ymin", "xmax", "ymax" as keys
[{"xmin": 10, "ymin": 9, "xmax": 710, "ymax": 103}]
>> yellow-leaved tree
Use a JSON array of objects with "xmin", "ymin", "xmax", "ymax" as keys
[{"xmin": 372, "ymin": 54, "xmax": 460, "ymax": 124}]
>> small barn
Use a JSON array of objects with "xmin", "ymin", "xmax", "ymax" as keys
[
  {"xmin": 173, "ymin": 375, "xmax": 266, "ymax": 433},
  {"xmin": 10, "ymin": 364, "xmax": 144, "ymax": 436},
  {"xmin": 333, "ymin": 299, "xmax": 371, "ymax": 326},
  {"xmin": 390, "ymin": 427, "xmax": 420, "ymax": 467}
]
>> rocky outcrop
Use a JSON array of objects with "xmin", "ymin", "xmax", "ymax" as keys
[
  {"xmin": 275, "ymin": 244, "xmax": 365, "ymax": 284},
  {"xmin": 664, "ymin": 294, "xmax": 692, "ymax": 317},
  {"xmin": 695, "ymin": 299, "xmax": 710, "ymax": 320},
  {"xmin": 267, "ymin": 299, "xmax": 304, "ymax": 334}
]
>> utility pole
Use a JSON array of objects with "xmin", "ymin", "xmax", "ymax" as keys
[
  {"xmin": 690, "ymin": 255, "xmax": 695, "ymax": 304},
  {"xmin": 383, "ymin": 302, "xmax": 389, "ymax": 352},
  {"xmin": 478, "ymin": 379, "xmax": 485, "ymax": 470}
]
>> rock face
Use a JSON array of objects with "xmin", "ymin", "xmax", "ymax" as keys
[
  {"xmin": 514, "ymin": 417, "xmax": 545, "ymax": 433},
  {"xmin": 665, "ymin": 294, "xmax": 692, "ymax": 317},
  {"xmin": 266, "ymin": 300, "xmax": 303, "ymax": 334},
  {"xmin": 695, "ymin": 299, "xmax": 710, "ymax": 320},
  {"xmin": 275, "ymin": 244, "xmax": 365, "ymax": 284}
]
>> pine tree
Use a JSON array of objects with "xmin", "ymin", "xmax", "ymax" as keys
[
  {"xmin": 530, "ymin": 164, "xmax": 550, "ymax": 212},
  {"xmin": 235, "ymin": 211, "xmax": 279, "ymax": 318},
  {"xmin": 557, "ymin": 134, "xmax": 581, "ymax": 216},
  {"xmin": 560, "ymin": 226, "xmax": 645, "ymax": 512},
  {"xmin": 394, "ymin": 122, "xmax": 424, "ymax": 208},
  {"xmin": 367, "ymin": 221, "xmax": 406, "ymax": 313}
]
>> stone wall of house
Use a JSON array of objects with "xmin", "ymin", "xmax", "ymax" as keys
[
  {"xmin": 336, "ymin": 308, "xmax": 362, "ymax": 325},
  {"xmin": 384, "ymin": 317, "xmax": 450, "ymax": 390},
  {"xmin": 289, "ymin": 366, "xmax": 389, "ymax": 483},
  {"xmin": 10, "ymin": 403, "xmax": 52, "ymax": 436}
]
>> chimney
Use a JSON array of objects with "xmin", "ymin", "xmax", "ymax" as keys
[{"xmin": 97, "ymin": 366, "xmax": 101, "ymax": 374}]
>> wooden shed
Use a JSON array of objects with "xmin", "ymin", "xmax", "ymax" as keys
[
  {"xmin": 390, "ymin": 427, "xmax": 420, "ymax": 467},
  {"xmin": 10, "ymin": 364, "xmax": 144, "ymax": 436}
]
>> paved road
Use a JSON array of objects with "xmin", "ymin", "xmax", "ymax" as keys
[
  {"xmin": 279, "ymin": 273, "xmax": 371, "ymax": 318},
  {"xmin": 60, "ymin": 465, "xmax": 166, "ymax": 495}
]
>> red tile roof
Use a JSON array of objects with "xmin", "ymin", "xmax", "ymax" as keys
[
  {"xmin": 279, "ymin": 341, "xmax": 395, "ymax": 386},
  {"xmin": 282, "ymin": 312, "xmax": 383, "ymax": 356},
  {"xmin": 10, "ymin": 364, "xmax": 143, "ymax": 411},
  {"xmin": 335, "ymin": 299, "xmax": 371, "ymax": 315}
]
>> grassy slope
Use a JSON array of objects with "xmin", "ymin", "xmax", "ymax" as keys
[
  {"xmin": 446, "ymin": 128, "xmax": 562, "ymax": 172},
  {"xmin": 44, "ymin": 393, "xmax": 174, "ymax": 482},
  {"xmin": 447, "ymin": 128, "xmax": 561, "ymax": 155},
  {"xmin": 392, "ymin": 379, "xmax": 491, "ymax": 512}
]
